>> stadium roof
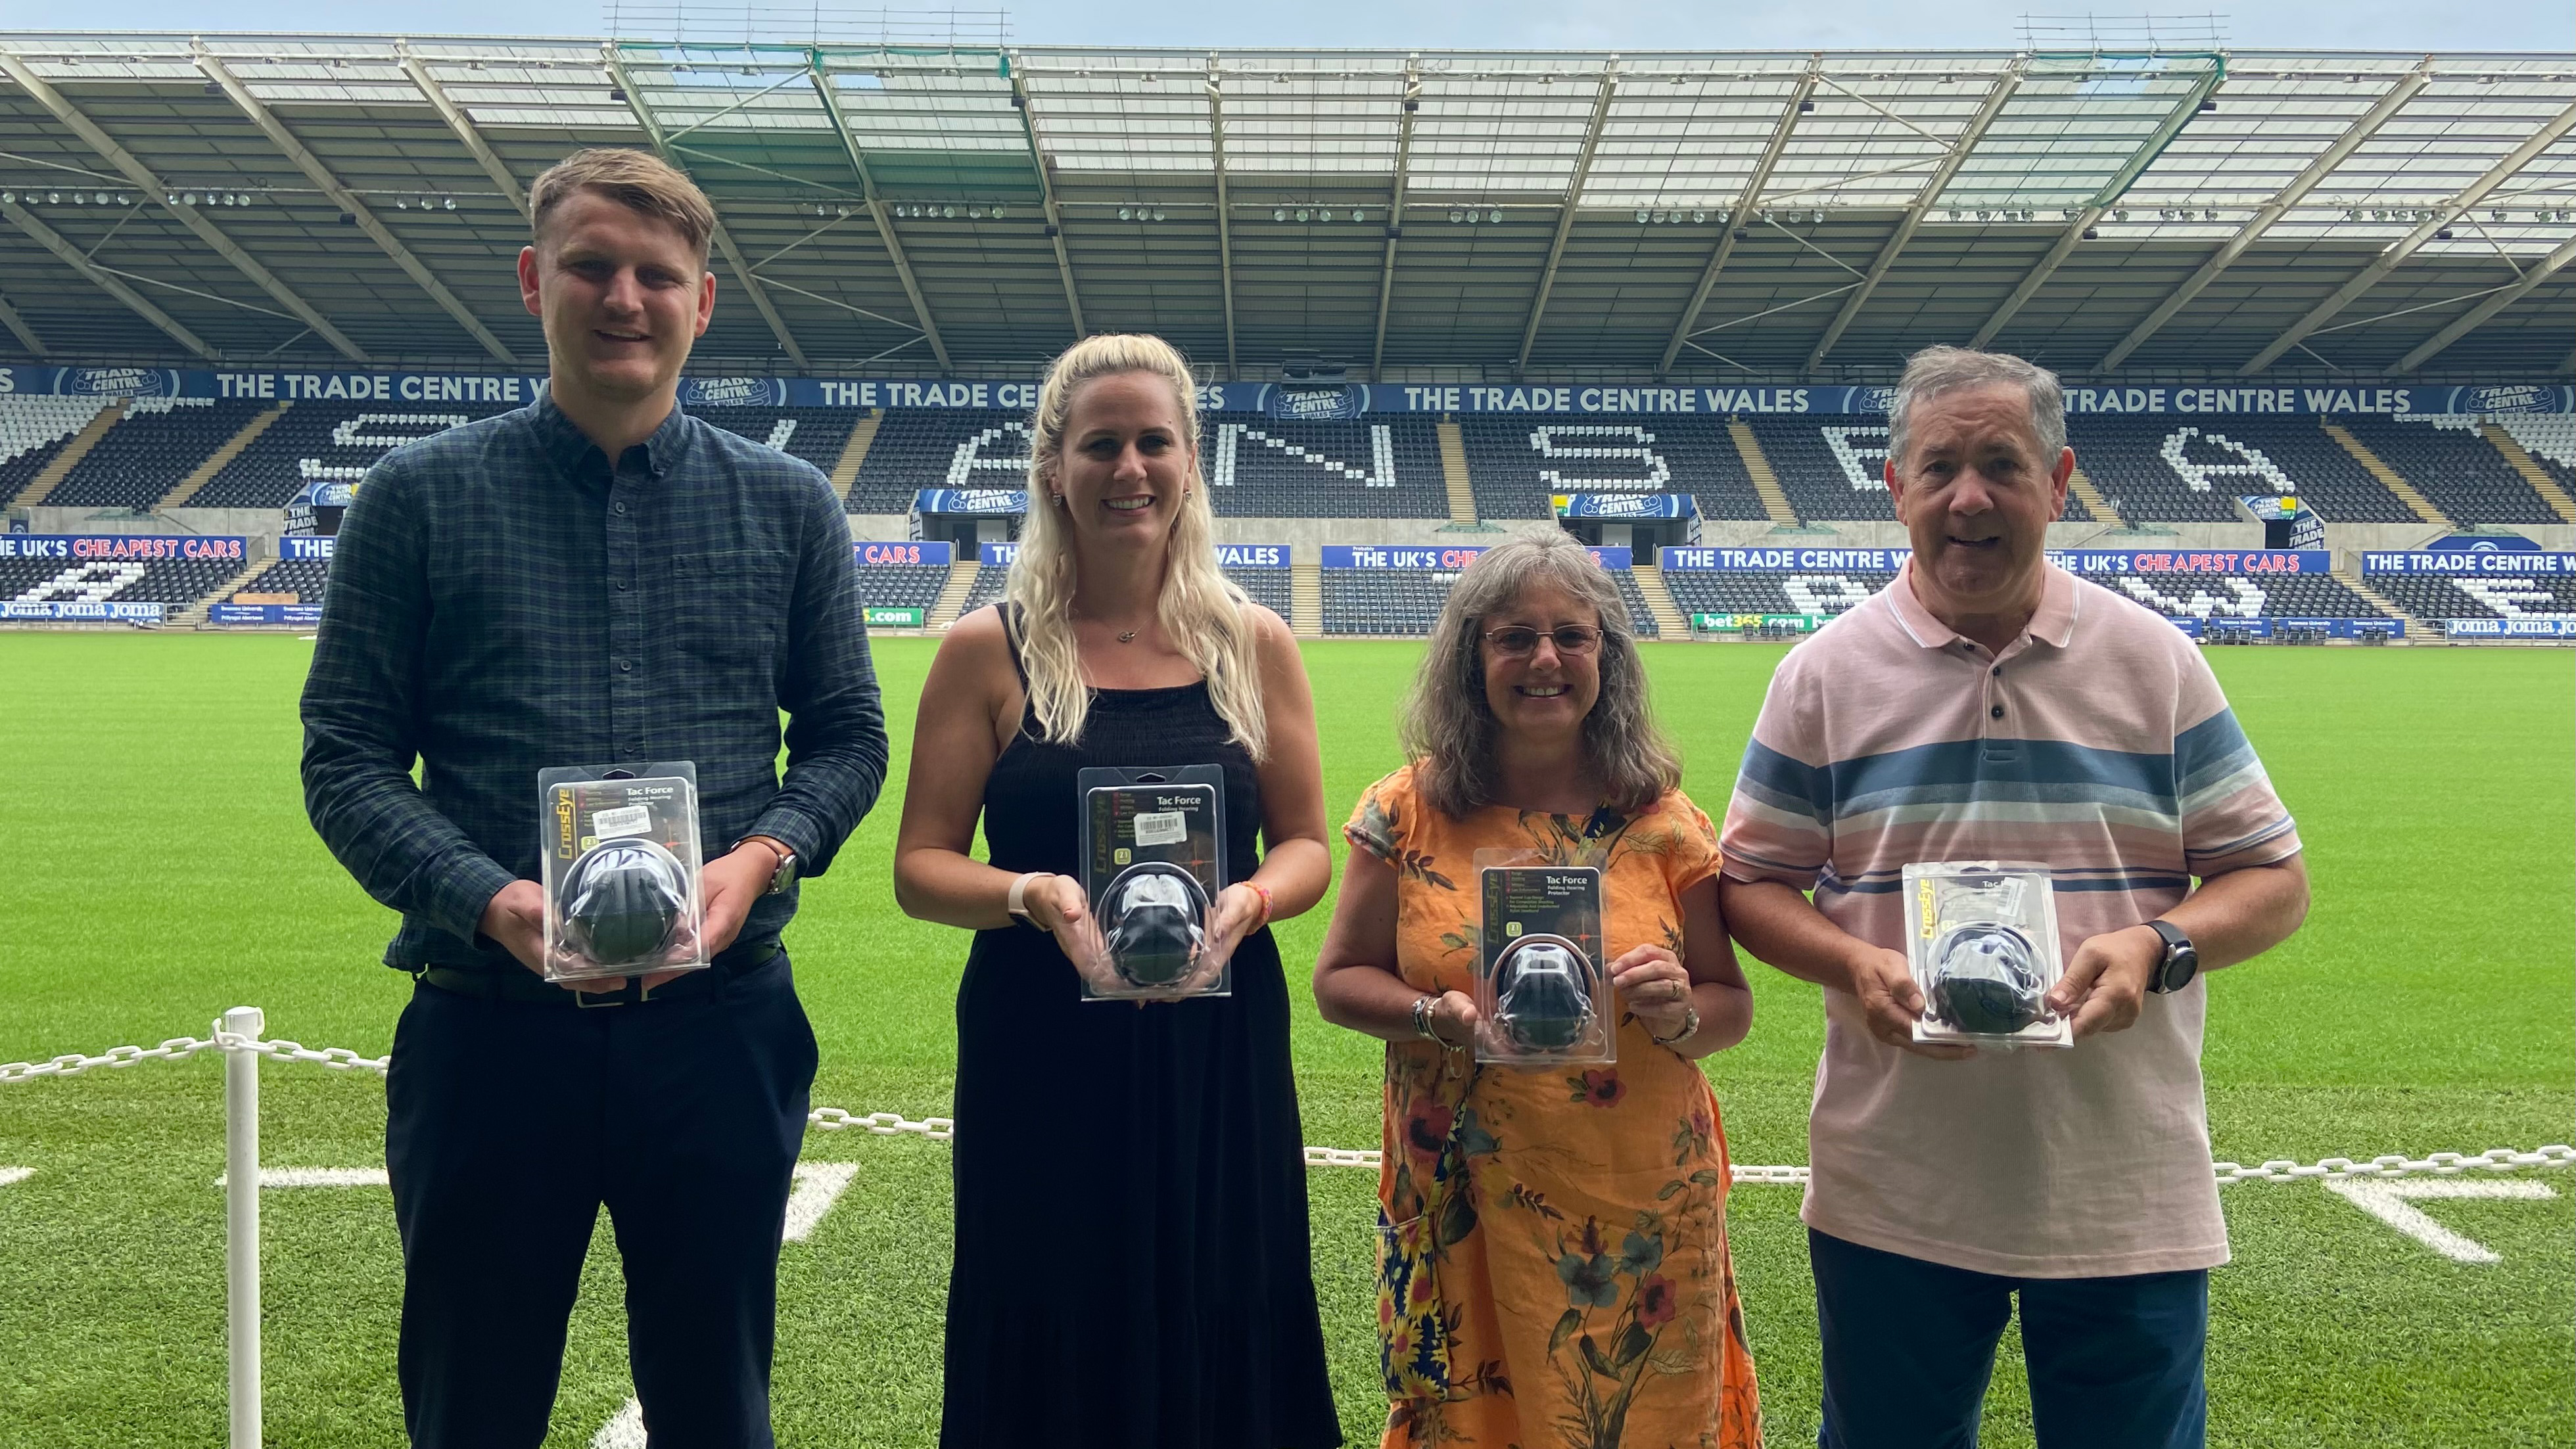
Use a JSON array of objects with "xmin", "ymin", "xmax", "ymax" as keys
[{"xmin": 0, "ymin": 34, "xmax": 2571, "ymax": 382}]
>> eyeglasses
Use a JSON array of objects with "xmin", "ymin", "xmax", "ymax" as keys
[{"xmin": 1482, "ymin": 624, "xmax": 1603, "ymax": 658}]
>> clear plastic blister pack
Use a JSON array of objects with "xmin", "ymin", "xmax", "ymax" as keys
[
  {"xmin": 1077, "ymin": 766, "xmax": 1230, "ymax": 1001},
  {"xmin": 1902, "ymin": 862, "xmax": 2070, "ymax": 1049},
  {"xmin": 1473, "ymin": 850, "xmax": 1613, "ymax": 1067},
  {"xmin": 538, "ymin": 764, "xmax": 710, "ymax": 983}
]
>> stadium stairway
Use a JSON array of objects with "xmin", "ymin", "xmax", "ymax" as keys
[
  {"xmin": 2321, "ymin": 424, "xmax": 2451, "ymax": 530},
  {"xmin": 165, "ymin": 403, "xmax": 291, "ymax": 507},
  {"xmin": 1629, "ymin": 563, "xmax": 1689, "ymax": 636},
  {"xmin": 929, "ymin": 559, "xmax": 980, "ymax": 630},
  {"xmin": 830, "ymin": 410, "xmax": 881, "ymax": 504},
  {"xmin": 1436, "ymin": 421, "xmax": 1479, "ymax": 526},
  {"xmin": 1290, "ymin": 560, "xmax": 1323, "ymax": 637},
  {"xmin": 11, "ymin": 401, "xmax": 126, "ymax": 507},
  {"xmin": 168, "ymin": 558, "xmax": 272, "ymax": 629},
  {"xmin": 1723, "ymin": 422, "xmax": 1802, "ymax": 527},
  {"xmin": 2067, "ymin": 461, "xmax": 2124, "ymax": 527},
  {"xmin": 2479, "ymin": 424, "xmax": 2576, "ymax": 525},
  {"xmin": 2331, "ymin": 561, "xmax": 2434, "ymax": 636}
]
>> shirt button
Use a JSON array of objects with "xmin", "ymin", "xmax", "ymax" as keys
[
  {"xmin": 619, "ymin": 659, "xmax": 634, "ymax": 673},
  {"xmin": 1990, "ymin": 666, "xmax": 2002, "ymax": 678},
  {"xmin": 1990, "ymin": 704, "xmax": 2005, "ymax": 718},
  {"xmin": 617, "ymin": 580, "xmax": 630, "ymax": 591},
  {"xmin": 613, "ymin": 501, "xmax": 628, "ymax": 516}
]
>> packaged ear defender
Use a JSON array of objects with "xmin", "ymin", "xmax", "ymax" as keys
[
  {"xmin": 538, "ymin": 764, "xmax": 710, "ymax": 983},
  {"xmin": 1473, "ymin": 850, "xmax": 1612, "ymax": 1066},
  {"xmin": 1078, "ymin": 766, "xmax": 1230, "ymax": 1001},
  {"xmin": 1902, "ymin": 862, "xmax": 2071, "ymax": 1049}
]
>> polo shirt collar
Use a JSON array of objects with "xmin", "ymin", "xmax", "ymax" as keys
[
  {"xmin": 1888, "ymin": 557, "xmax": 2080, "ymax": 653},
  {"xmin": 532, "ymin": 388, "xmax": 686, "ymax": 481}
]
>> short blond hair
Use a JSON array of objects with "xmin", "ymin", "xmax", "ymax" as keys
[{"xmin": 528, "ymin": 149, "xmax": 714, "ymax": 262}]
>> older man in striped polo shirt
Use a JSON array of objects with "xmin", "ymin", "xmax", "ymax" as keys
[{"xmin": 1719, "ymin": 346, "xmax": 2310, "ymax": 1449}]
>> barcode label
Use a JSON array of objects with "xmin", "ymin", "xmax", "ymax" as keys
[
  {"xmin": 1132, "ymin": 810, "xmax": 1187, "ymax": 846},
  {"xmin": 592, "ymin": 804, "xmax": 653, "ymax": 839}
]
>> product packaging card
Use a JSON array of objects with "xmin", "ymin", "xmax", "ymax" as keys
[
  {"xmin": 1902, "ymin": 862, "xmax": 2071, "ymax": 1049},
  {"xmin": 538, "ymin": 763, "xmax": 710, "ymax": 983},
  {"xmin": 1076, "ymin": 765, "xmax": 1230, "ymax": 1001},
  {"xmin": 1473, "ymin": 849, "xmax": 1612, "ymax": 1067}
]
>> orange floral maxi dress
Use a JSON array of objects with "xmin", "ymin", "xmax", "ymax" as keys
[{"xmin": 1346, "ymin": 767, "xmax": 1763, "ymax": 1449}]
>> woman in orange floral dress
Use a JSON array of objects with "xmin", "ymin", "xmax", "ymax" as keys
[{"xmin": 1317, "ymin": 532, "xmax": 1763, "ymax": 1449}]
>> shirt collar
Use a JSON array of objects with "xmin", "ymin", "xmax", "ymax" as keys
[
  {"xmin": 532, "ymin": 387, "xmax": 687, "ymax": 482},
  {"xmin": 1888, "ymin": 558, "xmax": 2079, "ymax": 653}
]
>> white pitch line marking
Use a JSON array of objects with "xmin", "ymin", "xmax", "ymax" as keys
[
  {"xmin": 2322, "ymin": 1178, "xmax": 2558, "ymax": 1264},
  {"xmin": 213, "ymin": 1167, "xmax": 391, "ymax": 1188},
  {"xmin": 590, "ymin": 1396, "xmax": 647, "ymax": 1449},
  {"xmin": 784, "ymin": 1162, "xmax": 858, "ymax": 1245},
  {"xmin": 0, "ymin": 1167, "xmax": 31, "ymax": 1189}
]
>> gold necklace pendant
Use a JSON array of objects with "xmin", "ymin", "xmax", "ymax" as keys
[{"xmin": 1117, "ymin": 630, "xmax": 1138, "ymax": 644}]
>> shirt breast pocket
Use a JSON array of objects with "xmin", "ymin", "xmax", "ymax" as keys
[{"xmin": 667, "ymin": 550, "xmax": 792, "ymax": 686}]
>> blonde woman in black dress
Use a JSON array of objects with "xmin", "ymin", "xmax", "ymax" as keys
[{"xmin": 893, "ymin": 333, "xmax": 1342, "ymax": 1448}]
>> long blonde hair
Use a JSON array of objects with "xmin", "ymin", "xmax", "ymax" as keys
[{"xmin": 1004, "ymin": 333, "xmax": 1269, "ymax": 760}]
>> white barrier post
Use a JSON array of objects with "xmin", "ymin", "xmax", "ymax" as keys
[{"xmin": 222, "ymin": 1005, "xmax": 263, "ymax": 1449}]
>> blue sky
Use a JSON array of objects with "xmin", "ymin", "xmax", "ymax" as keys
[{"xmin": 34, "ymin": 0, "xmax": 2575, "ymax": 51}]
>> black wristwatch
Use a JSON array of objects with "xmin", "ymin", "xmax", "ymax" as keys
[{"xmin": 2143, "ymin": 919, "xmax": 2198, "ymax": 994}]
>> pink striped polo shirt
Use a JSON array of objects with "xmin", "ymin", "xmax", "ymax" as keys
[{"xmin": 1722, "ymin": 561, "xmax": 2301, "ymax": 1277}]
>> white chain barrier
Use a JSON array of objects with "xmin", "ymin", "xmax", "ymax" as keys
[
  {"xmin": 3, "ymin": 1009, "xmax": 2572, "ymax": 1449},
  {"xmin": 9, "ymin": 1017, "xmax": 2574, "ymax": 1185}
]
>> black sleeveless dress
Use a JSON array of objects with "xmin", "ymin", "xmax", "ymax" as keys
[{"xmin": 940, "ymin": 610, "xmax": 1343, "ymax": 1449}]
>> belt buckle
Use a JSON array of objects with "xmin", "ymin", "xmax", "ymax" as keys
[{"xmin": 573, "ymin": 976, "xmax": 636, "ymax": 1009}]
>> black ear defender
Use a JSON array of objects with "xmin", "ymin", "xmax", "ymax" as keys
[
  {"xmin": 1491, "ymin": 934, "xmax": 1596, "ymax": 1051},
  {"xmin": 1925, "ymin": 921, "xmax": 2046, "ymax": 1034},
  {"xmin": 1098, "ymin": 861, "xmax": 1211, "ymax": 988},
  {"xmin": 559, "ymin": 836, "xmax": 690, "ymax": 966}
]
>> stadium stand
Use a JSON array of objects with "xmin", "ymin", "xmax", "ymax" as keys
[
  {"xmin": 1, "ymin": 553, "xmax": 246, "ymax": 609},
  {"xmin": 2493, "ymin": 415, "xmax": 2576, "ymax": 496},
  {"xmin": 1663, "ymin": 568, "xmax": 1900, "ymax": 620},
  {"xmin": 2350, "ymin": 417, "xmax": 2562, "ymax": 524},
  {"xmin": 1612, "ymin": 570, "xmax": 1661, "ymax": 638},
  {"xmin": 2086, "ymin": 419, "xmax": 2416, "ymax": 524},
  {"xmin": 690, "ymin": 405, "xmax": 860, "ymax": 476},
  {"xmin": 1226, "ymin": 566, "xmax": 1295, "ymax": 617},
  {"xmin": 1457, "ymin": 417, "xmax": 1770, "ymax": 522},
  {"xmin": 957, "ymin": 565, "xmax": 1009, "ymax": 618},
  {"xmin": 44, "ymin": 399, "xmax": 271, "ymax": 509},
  {"xmin": 855, "ymin": 564, "xmax": 950, "ymax": 612},
  {"xmin": 2061, "ymin": 419, "xmax": 2264, "ymax": 523},
  {"xmin": 848, "ymin": 408, "xmax": 1026, "ymax": 515},
  {"xmin": 1322, "ymin": 571, "xmax": 1457, "ymax": 635},
  {"xmin": 233, "ymin": 556, "xmax": 331, "ymax": 603},
  {"xmin": 1659, "ymin": 568, "xmax": 2383, "ymax": 624},
  {"xmin": 1742, "ymin": 419, "xmax": 1898, "ymax": 523},
  {"xmin": 2368, "ymin": 572, "xmax": 2576, "ymax": 622},
  {"xmin": 0, "ymin": 396, "xmax": 114, "ymax": 502},
  {"xmin": 846, "ymin": 410, "xmax": 1453, "ymax": 519},
  {"xmin": 191, "ymin": 401, "xmax": 518, "ymax": 509}
]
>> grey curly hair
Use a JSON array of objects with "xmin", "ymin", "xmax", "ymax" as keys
[{"xmin": 1402, "ymin": 531, "xmax": 1681, "ymax": 820}]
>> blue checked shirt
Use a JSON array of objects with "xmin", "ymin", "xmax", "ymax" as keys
[{"xmin": 301, "ymin": 393, "xmax": 889, "ymax": 975}]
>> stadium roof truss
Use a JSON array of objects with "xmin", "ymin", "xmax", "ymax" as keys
[{"xmin": 0, "ymin": 35, "xmax": 2568, "ymax": 381}]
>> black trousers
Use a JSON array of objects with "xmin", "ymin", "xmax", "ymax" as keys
[{"xmin": 385, "ymin": 954, "xmax": 818, "ymax": 1449}]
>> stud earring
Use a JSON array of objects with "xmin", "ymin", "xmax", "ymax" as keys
[{"xmin": 1050, "ymin": 493, "xmax": 1066, "ymax": 506}]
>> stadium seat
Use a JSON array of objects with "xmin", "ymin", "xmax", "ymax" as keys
[
  {"xmin": 46, "ymin": 398, "xmax": 270, "ymax": 509},
  {"xmin": 855, "ymin": 564, "xmax": 951, "ymax": 612},
  {"xmin": 192, "ymin": 401, "xmax": 519, "ymax": 509},
  {"xmin": 2494, "ymin": 415, "xmax": 2576, "ymax": 500},
  {"xmin": 1742, "ymin": 419, "xmax": 1898, "ymax": 522},
  {"xmin": 2078, "ymin": 418, "xmax": 2414, "ymax": 524},
  {"xmin": 1322, "ymin": 572, "xmax": 1457, "ymax": 635},
  {"xmin": 232, "ymin": 556, "xmax": 331, "ymax": 602},
  {"xmin": 1657, "ymin": 568, "xmax": 2384, "ymax": 624}
]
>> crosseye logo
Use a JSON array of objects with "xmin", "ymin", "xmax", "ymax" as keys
[{"xmin": 682, "ymin": 377, "xmax": 785, "ymax": 408}]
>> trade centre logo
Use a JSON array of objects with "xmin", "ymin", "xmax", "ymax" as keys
[
  {"xmin": 682, "ymin": 377, "xmax": 787, "ymax": 408},
  {"xmin": 66, "ymin": 367, "xmax": 176, "ymax": 397}
]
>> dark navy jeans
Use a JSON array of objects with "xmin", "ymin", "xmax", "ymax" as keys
[
  {"xmin": 1810, "ymin": 1228, "xmax": 2209, "ymax": 1449},
  {"xmin": 386, "ymin": 953, "xmax": 818, "ymax": 1448}
]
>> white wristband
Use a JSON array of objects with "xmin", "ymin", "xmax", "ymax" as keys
[{"xmin": 1006, "ymin": 871, "xmax": 1042, "ymax": 926}]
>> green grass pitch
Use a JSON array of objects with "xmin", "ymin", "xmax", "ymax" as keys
[{"xmin": 0, "ymin": 633, "xmax": 2568, "ymax": 1447}]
